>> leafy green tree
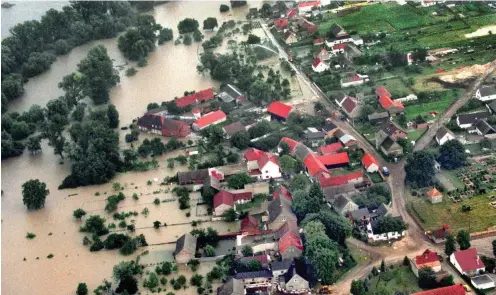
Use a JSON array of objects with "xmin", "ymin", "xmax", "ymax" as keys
[
  {"xmin": 403, "ymin": 256, "xmax": 410, "ymax": 266},
  {"xmin": 223, "ymin": 208, "xmax": 237, "ymax": 222},
  {"xmin": 302, "ymin": 211, "xmax": 352, "ymax": 245},
  {"xmin": 293, "ymin": 189, "xmax": 320, "ymax": 220},
  {"xmin": 113, "ymin": 261, "xmax": 139, "ymax": 294},
  {"xmin": 230, "ymin": 131, "xmax": 250, "ymax": 149},
  {"xmin": 22, "ymin": 179, "xmax": 49, "ymax": 210},
  {"xmin": 375, "ymin": 216, "xmax": 406, "ymax": 234},
  {"xmin": 76, "ymin": 282, "xmax": 88, "ymax": 295},
  {"xmin": 227, "ymin": 173, "xmax": 252, "ymax": 189},
  {"xmin": 27, "ymin": 136, "xmax": 42, "ymax": 154},
  {"xmin": 279, "ymin": 155, "xmax": 296, "ymax": 174},
  {"xmin": 158, "ymin": 28, "xmax": 173, "ymax": 44},
  {"xmin": 54, "ymin": 39, "xmax": 71, "ymax": 55},
  {"xmin": 2, "ymin": 74, "xmax": 24, "ymax": 101},
  {"xmin": 219, "ymin": 4, "xmax": 230, "ymax": 12},
  {"xmin": 445, "ymin": 234, "xmax": 456, "ymax": 256},
  {"xmin": 153, "ymin": 221, "xmax": 162, "ymax": 229},
  {"xmin": 248, "ymin": 80, "xmax": 271, "ymax": 105},
  {"xmin": 178, "ymin": 18, "xmax": 199, "ymax": 34},
  {"xmin": 456, "ymin": 230, "xmax": 471, "ymax": 250},
  {"xmin": 279, "ymin": 141, "xmax": 290, "ymax": 155},
  {"xmin": 107, "ymin": 104, "xmax": 119, "ymax": 128},
  {"xmin": 418, "ymin": 267, "xmax": 437, "ymax": 289},
  {"xmin": 405, "ymin": 151, "xmax": 435, "ymax": 187},
  {"xmin": 242, "ymin": 245, "xmax": 253, "ymax": 257},
  {"xmin": 203, "ymin": 17, "xmax": 218, "ymax": 31},
  {"xmin": 380, "ymin": 259, "xmax": 386, "ymax": 272},
  {"xmin": 59, "ymin": 72, "xmax": 87, "ymax": 107},
  {"xmin": 247, "ymin": 259, "xmax": 262, "ymax": 271},
  {"xmin": 73, "ymin": 208, "xmax": 87, "ymax": 219},
  {"xmin": 247, "ymin": 34, "xmax": 261, "ymax": 44},
  {"xmin": 204, "ymin": 245, "xmax": 216, "ymax": 257},
  {"xmin": 190, "ymin": 274, "xmax": 204, "ymax": 287},
  {"xmin": 10, "ymin": 121, "xmax": 33, "ymax": 140},
  {"xmin": 492, "ymin": 239, "xmax": 496, "ymax": 257},
  {"xmin": 22, "ymin": 52, "xmax": 56, "ymax": 78},
  {"xmin": 290, "ymin": 174, "xmax": 309, "ymax": 191},
  {"xmin": 81, "ymin": 215, "xmax": 109, "ymax": 236},
  {"xmin": 350, "ymin": 280, "xmax": 365, "ymax": 295},
  {"xmin": 72, "ymin": 103, "xmax": 86, "ymax": 122},
  {"xmin": 438, "ymin": 140, "xmax": 467, "ymax": 170}
]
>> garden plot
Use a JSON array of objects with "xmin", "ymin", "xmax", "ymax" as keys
[
  {"xmin": 366, "ymin": 264, "xmax": 421, "ymax": 295},
  {"xmin": 379, "ymin": 78, "xmax": 411, "ymax": 98}
]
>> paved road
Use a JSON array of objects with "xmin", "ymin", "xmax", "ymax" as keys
[
  {"xmin": 414, "ymin": 61, "xmax": 496, "ymax": 151},
  {"xmin": 260, "ymin": 22, "xmax": 494, "ymax": 295}
]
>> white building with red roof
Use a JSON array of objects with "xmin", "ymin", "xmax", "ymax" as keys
[
  {"xmin": 450, "ymin": 248, "xmax": 486, "ymax": 277},
  {"xmin": 340, "ymin": 72, "xmax": 369, "ymax": 88},
  {"xmin": 174, "ymin": 88, "xmax": 215, "ymax": 108},
  {"xmin": 243, "ymin": 148, "xmax": 282, "ymax": 180},
  {"xmin": 267, "ymin": 101, "xmax": 293, "ymax": 121},
  {"xmin": 279, "ymin": 137, "xmax": 300, "ymax": 153},
  {"xmin": 297, "ymin": 1, "xmax": 320, "ymax": 14},
  {"xmin": 192, "ymin": 110, "xmax": 227, "ymax": 131},
  {"xmin": 410, "ymin": 249, "xmax": 442, "ymax": 277},
  {"xmin": 362, "ymin": 153, "xmax": 380, "ymax": 173},
  {"xmin": 319, "ymin": 142, "xmax": 343, "ymax": 155},
  {"xmin": 410, "ymin": 285, "xmax": 466, "ymax": 295},
  {"xmin": 312, "ymin": 57, "xmax": 329, "ymax": 73},
  {"xmin": 274, "ymin": 18, "xmax": 288, "ymax": 31},
  {"xmin": 213, "ymin": 190, "xmax": 253, "ymax": 216}
]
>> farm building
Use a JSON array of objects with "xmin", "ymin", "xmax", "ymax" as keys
[
  {"xmin": 192, "ymin": 110, "xmax": 227, "ymax": 131},
  {"xmin": 267, "ymin": 101, "xmax": 293, "ymax": 122}
]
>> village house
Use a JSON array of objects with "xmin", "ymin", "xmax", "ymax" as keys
[
  {"xmin": 271, "ymin": 259, "xmax": 294, "ymax": 277},
  {"xmin": 317, "ymin": 171, "xmax": 364, "ymax": 188},
  {"xmin": 240, "ymin": 216, "xmax": 259, "ymax": 233},
  {"xmin": 350, "ymin": 204, "xmax": 389, "ymax": 225},
  {"xmin": 316, "ymin": 47, "xmax": 330, "ymax": 61},
  {"xmin": 456, "ymin": 111, "xmax": 490, "ymax": 129},
  {"xmin": 427, "ymin": 224, "xmax": 451, "ymax": 244},
  {"xmin": 278, "ymin": 230, "xmax": 303, "ymax": 260},
  {"xmin": 376, "ymin": 122, "xmax": 407, "ymax": 145},
  {"xmin": 316, "ymin": 152, "xmax": 349, "ymax": 169},
  {"xmin": 328, "ymin": 23, "xmax": 348, "ymax": 38},
  {"xmin": 213, "ymin": 190, "xmax": 253, "ymax": 216},
  {"xmin": 267, "ymin": 197, "xmax": 297, "ymax": 231},
  {"xmin": 319, "ymin": 142, "xmax": 343, "ymax": 155},
  {"xmin": 298, "ymin": 18, "xmax": 317, "ymax": 35},
  {"xmin": 379, "ymin": 137, "xmax": 404, "ymax": 157},
  {"xmin": 243, "ymin": 148, "xmax": 282, "ymax": 180},
  {"xmin": 376, "ymin": 86, "xmax": 405, "ymax": 115},
  {"xmin": 217, "ymin": 278, "xmax": 244, "ymax": 295},
  {"xmin": 223, "ymin": 122, "xmax": 246, "ymax": 139},
  {"xmin": 368, "ymin": 112, "xmax": 390, "ymax": 125},
  {"xmin": 475, "ymin": 119, "xmax": 496, "ymax": 138},
  {"xmin": 311, "ymin": 57, "xmax": 330, "ymax": 73},
  {"xmin": 336, "ymin": 94, "xmax": 360, "ymax": 118},
  {"xmin": 234, "ymin": 270, "xmax": 273, "ymax": 291},
  {"xmin": 177, "ymin": 168, "xmax": 224, "ymax": 188},
  {"xmin": 237, "ymin": 254, "xmax": 271, "ymax": 269},
  {"xmin": 303, "ymin": 153, "xmax": 329, "ymax": 177},
  {"xmin": 426, "ymin": 188, "xmax": 443, "ymax": 204},
  {"xmin": 175, "ymin": 88, "xmax": 215, "ymax": 108},
  {"xmin": 267, "ymin": 101, "xmax": 293, "ymax": 122},
  {"xmin": 279, "ymin": 261, "xmax": 311, "ymax": 293},
  {"xmin": 174, "ymin": 233, "xmax": 197, "ymax": 264},
  {"xmin": 303, "ymin": 127, "xmax": 326, "ymax": 146},
  {"xmin": 273, "ymin": 185, "xmax": 293, "ymax": 201},
  {"xmin": 332, "ymin": 43, "xmax": 347, "ymax": 54},
  {"xmin": 218, "ymin": 84, "xmax": 246, "ymax": 105},
  {"xmin": 274, "ymin": 18, "xmax": 288, "ymax": 31},
  {"xmin": 410, "ymin": 284, "xmax": 466, "ymax": 295},
  {"xmin": 487, "ymin": 100, "xmax": 496, "ymax": 114},
  {"xmin": 323, "ymin": 183, "xmax": 357, "ymax": 201},
  {"xmin": 450, "ymin": 248, "xmax": 486, "ymax": 277},
  {"xmin": 475, "ymin": 85, "xmax": 496, "ymax": 101},
  {"xmin": 410, "ymin": 249, "xmax": 442, "ymax": 277},
  {"xmin": 192, "ymin": 110, "xmax": 227, "ymax": 131},
  {"xmin": 137, "ymin": 113, "xmax": 191, "ymax": 138},
  {"xmin": 436, "ymin": 127, "xmax": 456, "ymax": 146},
  {"xmin": 471, "ymin": 275, "xmax": 496, "ymax": 290},
  {"xmin": 313, "ymin": 38, "xmax": 324, "ymax": 46},
  {"xmin": 284, "ymin": 30, "xmax": 298, "ymax": 44},
  {"xmin": 344, "ymin": 43, "xmax": 362, "ymax": 62},
  {"xmin": 362, "ymin": 153, "xmax": 380, "ymax": 173},
  {"xmin": 367, "ymin": 216, "xmax": 406, "ymax": 242},
  {"xmin": 279, "ymin": 137, "xmax": 300, "ymax": 154},
  {"xmin": 350, "ymin": 35, "xmax": 363, "ymax": 46},
  {"xmin": 297, "ymin": 1, "xmax": 320, "ymax": 14},
  {"xmin": 322, "ymin": 121, "xmax": 339, "ymax": 137},
  {"xmin": 395, "ymin": 94, "xmax": 418, "ymax": 103},
  {"xmin": 331, "ymin": 195, "xmax": 359, "ymax": 216},
  {"xmin": 340, "ymin": 72, "xmax": 369, "ymax": 88}
]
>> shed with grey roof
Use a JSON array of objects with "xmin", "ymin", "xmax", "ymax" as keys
[{"xmin": 175, "ymin": 233, "xmax": 197, "ymax": 263}]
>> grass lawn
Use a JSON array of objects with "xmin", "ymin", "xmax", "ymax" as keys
[
  {"xmin": 367, "ymin": 265, "xmax": 421, "ymax": 295},
  {"xmin": 378, "ymin": 78, "xmax": 411, "ymax": 98},
  {"xmin": 408, "ymin": 129, "xmax": 426, "ymax": 141},
  {"xmin": 404, "ymin": 93, "xmax": 457, "ymax": 121},
  {"xmin": 440, "ymin": 170, "xmax": 465, "ymax": 190},
  {"xmin": 369, "ymin": 172, "xmax": 384, "ymax": 183},
  {"xmin": 348, "ymin": 242, "xmax": 372, "ymax": 266},
  {"xmin": 236, "ymin": 194, "xmax": 267, "ymax": 211},
  {"xmin": 410, "ymin": 193, "xmax": 496, "ymax": 233}
]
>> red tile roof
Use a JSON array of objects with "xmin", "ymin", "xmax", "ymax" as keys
[
  {"xmin": 333, "ymin": 43, "xmax": 348, "ymax": 51},
  {"xmin": 278, "ymin": 221, "xmax": 299, "ymax": 238},
  {"xmin": 341, "ymin": 96, "xmax": 357, "ymax": 113},
  {"xmin": 304, "ymin": 153, "xmax": 329, "ymax": 176},
  {"xmin": 244, "ymin": 148, "xmax": 265, "ymax": 161},
  {"xmin": 319, "ymin": 142, "xmax": 343, "ymax": 155},
  {"xmin": 273, "ymin": 186, "xmax": 292, "ymax": 201},
  {"xmin": 213, "ymin": 191, "xmax": 234, "ymax": 209},
  {"xmin": 175, "ymin": 88, "xmax": 214, "ymax": 108},
  {"xmin": 238, "ymin": 254, "xmax": 269, "ymax": 265},
  {"xmin": 312, "ymin": 57, "xmax": 323, "ymax": 68},
  {"xmin": 233, "ymin": 192, "xmax": 253, "ymax": 202},
  {"xmin": 375, "ymin": 86, "xmax": 391, "ymax": 98},
  {"xmin": 318, "ymin": 171, "xmax": 363, "ymax": 187},
  {"xmin": 279, "ymin": 137, "xmax": 299, "ymax": 153},
  {"xmin": 275, "ymin": 18, "xmax": 288, "ymax": 29},
  {"xmin": 452, "ymin": 248, "xmax": 485, "ymax": 272},
  {"xmin": 427, "ymin": 188, "xmax": 442, "ymax": 198},
  {"xmin": 194, "ymin": 110, "xmax": 226, "ymax": 128},
  {"xmin": 410, "ymin": 285, "xmax": 465, "ymax": 295},
  {"xmin": 317, "ymin": 152, "xmax": 350, "ymax": 166},
  {"xmin": 415, "ymin": 249, "xmax": 440, "ymax": 266},
  {"xmin": 258, "ymin": 153, "xmax": 278, "ymax": 169},
  {"xmin": 298, "ymin": 1, "xmax": 320, "ymax": 8},
  {"xmin": 362, "ymin": 153, "xmax": 379, "ymax": 168},
  {"xmin": 279, "ymin": 232, "xmax": 303, "ymax": 254},
  {"xmin": 379, "ymin": 95, "xmax": 404, "ymax": 110},
  {"xmin": 287, "ymin": 8, "xmax": 297, "ymax": 18},
  {"xmin": 240, "ymin": 216, "xmax": 259, "ymax": 232},
  {"xmin": 267, "ymin": 101, "xmax": 293, "ymax": 119},
  {"xmin": 313, "ymin": 38, "xmax": 324, "ymax": 45}
]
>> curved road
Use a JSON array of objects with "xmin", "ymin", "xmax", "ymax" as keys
[{"xmin": 261, "ymin": 21, "xmax": 496, "ymax": 294}]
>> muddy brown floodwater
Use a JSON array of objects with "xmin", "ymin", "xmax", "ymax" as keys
[{"xmin": 1, "ymin": 2, "xmax": 256, "ymax": 294}]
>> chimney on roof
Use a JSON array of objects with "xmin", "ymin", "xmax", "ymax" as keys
[{"xmin": 476, "ymin": 255, "xmax": 480, "ymax": 265}]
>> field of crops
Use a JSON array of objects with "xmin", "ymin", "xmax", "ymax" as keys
[{"xmin": 466, "ymin": 13, "xmax": 496, "ymax": 26}]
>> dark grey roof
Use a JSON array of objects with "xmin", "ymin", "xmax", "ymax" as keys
[
  {"xmin": 304, "ymin": 130, "xmax": 326, "ymax": 140},
  {"xmin": 488, "ymin": 100, "xmax": 496, "ymax": 113},
  {"xmin": 330, "ymin": 24, "xmax": 346, "ymax": 36},
  {"xmin": 268, "ymin": 197, "xmax": 295, "ymax": 223},
  {"xmin": 234, "ymin": 270, "xmax": 273, "ymax": 280},
  {"xmin": 479, "ymin": 85, "xmax": 496, "ymax": 97},
  {"xmin": 203, "ymin": 176, "xmax": 221, "ymax": 191},
  {"xmin": 177, "ymin": 169, "xmax": 209, "ymax": 184},
  {"xmin": 457, "ymin": 111, "xmax": 490, "ymax": 125},
  {"xmin": 333, "ymin": 129, "xmax": 346, "ymax": 139},
  {"xmin": 284, "ymin": 259, "xmax": 310, "ymax": 284},
  {"xmin": 293, "ymin": 144, "xmax": 311, "ymax": 160},
  {"xmin": 345, "ymin": 44, "xmax": 362, "ymax": 56},
  {"xmin": 323, "ymin": 184, "xmax": 356, "ymax": 200},
  {"xmin": 271, "ymin": 259, "xmax": 294, "ymax": 272},
  {"xmin": 175, "ymin": 233, "xmax": 197, "ymax": 255},
  {"xmin": 219, "ymin": 84, "xmax": 245, "ymax": 103},
  {"xmin": 381, "ymin": 137, "xmax": 397, "ymax": 151},
  {"xmin": 322, "ymin": 121, "xmax": 337, "ymax": 132},
  {"xmin": 350, "ymin": 208, "xmax": 370, "ymax": 220},
  {"xmin": 333, "ymin": 195, "xmax": 354, "ymax": 211},
  {"xmin": 436, "ymin": 126, "xmax": 454, "ymax": 141},
  {"xmin": 137, "ymin": 113, "xmax": 163, "ymax": 129},
  {"xmin": 223, "ymin": 122, "xmax": 246, "ymax": 136},
  {"xmin": 368, "ymin": 112, "xmax": 389, "ymax": 121},
  {"xmin": 471, "ymin": 274, "xmax": 494, "ymax": 285},
  {"xmin": 376, "ymin": 203, "xmax": 389, "ymax": 216},
  {"xmin": 379, "ymin": 122, "xmax": 404, "ymax": 136},
  {"xmin": 217, "ymin": 278, "xmax": 244, "ymax": 295},
  {"xmin": 475, "ymin": 119, "xmax": 495, "ymax": 135}
]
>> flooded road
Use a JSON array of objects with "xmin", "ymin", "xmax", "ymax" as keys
[{"xmin": 1, "ymin": 2, "xmax": 254, "ymax": 294}]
